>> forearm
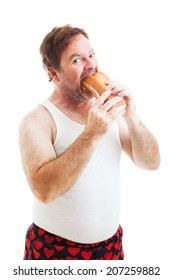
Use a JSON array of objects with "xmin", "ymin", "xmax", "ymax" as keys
[
  {"xmin": 32, "ymin": 130, "xmax": 97, "ymax": 203},
  {"xmin": 125, "ymin": 115, "xmax": 160, "ymax": 170}
]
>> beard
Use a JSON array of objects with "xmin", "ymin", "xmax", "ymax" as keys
[
  {"xmin": 60, "ymin": 82, "xmax": 89, "ymax": 103},
  {"xmin": 59, "ymin": 69, "xmax": 96, "ymax": 104}
]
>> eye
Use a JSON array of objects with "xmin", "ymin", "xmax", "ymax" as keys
[
  {"xmin": 73, "ymin": 57, "xmax": 81, "ymax": 64},
  {"xmin": 90, "ymin": 52, "xmax": 95, "ymax": 58},
  {"xmin": 90, "ymin": 53, "xmax": 95, "ymax": 58}
]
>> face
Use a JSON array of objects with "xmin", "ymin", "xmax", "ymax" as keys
[{"xmin": 56, "ymin": 34, "xmax": 99, "ymax": 102}]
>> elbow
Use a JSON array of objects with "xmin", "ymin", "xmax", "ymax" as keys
[
  {"xmin": 150, "ymin": 142, "xmax": 161, "ymax": 170},
  {"xmin": 135, "ymin": 144, "xmax": 161, "ymax": 170},
  {"xmin": 147, "ymin": 162, "xmax": 160, "ymax": 171},
  {"xmin": 150, "ymin": 156, "xmax": 161, "ymax": 170},
  {"xmin": 36, "ymin": 193, "xmax": 53, "ymax": 204},
  {"xmin": 137, "ymin": 154, "xmax": 161, "ymax": 170},
  {"xmin": 29, "ymin": 178, "xmax": 55, "ymax": 204},
  {"xmin": 33, "ymin": 186, "xmax": 54, "ymax": 204},
  {"xmin": 28, "ymin": 170, "xmax": 69, "ymax": 204},
  {"xmin": 150, "ymin": 149, "xmax": 161, "ymax": 170},
  {"xmin": 133, "ymin": 150, "xmax": 161, "ymax": 170}
]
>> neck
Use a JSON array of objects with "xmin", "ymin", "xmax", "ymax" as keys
[{"xmin": 48, "ymin": 90, "xmax": 95, "ymax": 124}]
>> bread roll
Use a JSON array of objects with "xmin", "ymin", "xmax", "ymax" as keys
[{"xmin": 82, "ymin": 71, "xmax": 126, "ymax": 106}]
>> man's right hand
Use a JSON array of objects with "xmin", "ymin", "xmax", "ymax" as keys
[{"xmin": 85, "ymin": 89, "xmax": 126, "ymax": 140}]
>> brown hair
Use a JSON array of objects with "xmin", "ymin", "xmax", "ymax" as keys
[{"xmin": 40, "ymin": 24, "xmax": 89, "ymax": 81}]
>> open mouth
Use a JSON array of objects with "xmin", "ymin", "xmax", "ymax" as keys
[
  {"xmin": 81, "ymin": 70, "xmax": 96, "ymax": 81},
  {"xmin": 80, "ymin": 70, "xmax": 98, "ymax": 97},
  {"xmin": 81, "ymin": 82, "xmax": 90, "ymax": 94}
]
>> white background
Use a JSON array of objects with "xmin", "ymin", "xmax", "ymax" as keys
[{"xmin": 0, "ymin": 0, "xmax": 172, "ymax": 277}]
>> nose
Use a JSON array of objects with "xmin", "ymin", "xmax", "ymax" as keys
[{"xmin": 84, "ymin": 57, "xmax": 97, "ymax": 71}]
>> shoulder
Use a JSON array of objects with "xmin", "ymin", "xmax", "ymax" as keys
[
  {"xmin": 19, "ymin": 104, "xmax": 57, "ymax": 143},
  {"xmin": 19, "ymin": 105, "xmax": 58, "ymax": 188},
  {"xmin": 20, "ymin": 104, "xmax": 51, "ymax": 127},
  {"xmin": 19, "ymin": 104, "xmax": 56, "ymax": 132}
]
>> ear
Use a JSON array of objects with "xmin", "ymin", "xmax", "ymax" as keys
[{"xmin": 47, "ymin": 67, "xmax": 60, "ymax": 82}]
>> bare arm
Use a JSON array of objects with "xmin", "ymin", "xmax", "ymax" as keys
[
  {"xmin": 106, "ymin": 80, "xmax": 161, "ymax": 169},
  {"xmin": 19, "ymin": 90, "xmax": 125, "ymax": 204},
  {"xmin": 19, "ymin": 107, "xmax": 98, "ymax": 204},
  {"xmin": 118, "ymin": 116, "xmax": 160, "ymax": 169}
]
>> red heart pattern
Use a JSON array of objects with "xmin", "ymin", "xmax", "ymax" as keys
[
  {"xmin": 34, "ymin": 240, "xmax": 43, "ymax": 250},
  {"xmin": 44, "ymin": 248, "xmax": 54, "ymax": 258},
  {"xmin": 54, "ymin": 245, "xmax": 65, "ymax": 251},
  {"xmin": 68, "ymin": 247, "xmax": 81, "ymax": 256},
  {"xmin": 24, "ymin": 223, "xmax": 124, "ymax": 260},
  {"xmin": 33, "ymin": 249, "xmax": 40, "ymax": 260},
  {"xmin": 38, "ymin": 228, "xmax": 45, "ymax": 236},
  {"xmin": 81, "ymin": 251, "xmax": 92, "ymax": 260},
  {"xmin": 105, "ymin": 251, "xmax": 113, "ymax": 259},
  {"xmin": 25, "ymin": 238, "xmax": 30, "ymax": 249},
  {"xmin": 44, "ymin": 234, "xmax": 54, "ymax": 243}
]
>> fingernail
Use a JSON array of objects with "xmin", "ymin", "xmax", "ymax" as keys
[
  {"xmin": 117, "ymin": 96, "xmax": 123, "ymax": 101},
  {"xmin": 105, "ymin": 80, "xmax": 110, "ymax": 85},
  {"xmin": 106, "ymin": 89, "xmax": 112, "ymax": 94}
]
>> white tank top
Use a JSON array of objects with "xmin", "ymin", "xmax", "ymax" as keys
[{"xmin": 33, "ymin": 99, "xmax": 122, "ymax": 243}]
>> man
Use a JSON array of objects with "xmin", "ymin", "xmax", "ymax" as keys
[{"xmin": 19, "ymin": 25, "xmax": 160, "ymax": 260}]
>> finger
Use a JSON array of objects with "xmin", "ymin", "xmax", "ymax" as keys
[
  {"xmin": 112, "ymin": 102, "xmax": 126, "ymax": 112},
  {"xmin": 108, "ymin": 106, "xmax": 126, "ymax": 120},
  {"xmin": 117, "ymin": 89, "xmax": 131, "ymax": 98},
  {"xmin": 94, "ymin": 89, "xmax": 112, "ymax": 108},
  {"xmin": 101, "ymin": 96, "xmax": 123, "ymax": 111},
  {"xmin": 110, "ymin": 85, "xmax": 127, "ymax": 94},
  {"xmin": 105, "ymin": 79, "xmax": 120, "ymax": 86}
]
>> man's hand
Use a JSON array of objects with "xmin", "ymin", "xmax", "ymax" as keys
[
  {"xmin": 106, "ymin": 80, "xmax": 137, "ymax": 120},
  {"xmin": 85, "ymin": 88, "xmax": 126, "ymax": 140}
]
